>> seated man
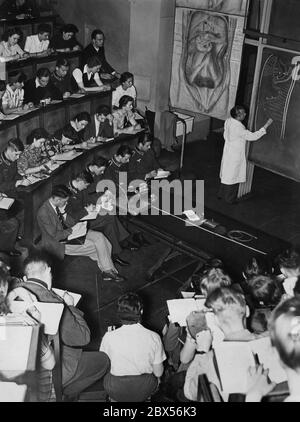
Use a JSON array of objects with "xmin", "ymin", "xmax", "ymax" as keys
[
  {"xmin": 128, "ymin": 132, "xmax": 163, "ymax": 183},
  {"xmin": 66, "ymin": 172, "xmax": 130, "ymax": 266},
  {"xmin": 85, "ymin": 156, "xmax": 108, "ymax": 191},
  {"xmin": 276, "ymin": 248, "xmax": 300, "ymax": 296},
  {"xmin": 49, "ymin": 24, "xmax": 81, "ymax": 53},
  {"xmin": 100, "ymin": 145, "xmax": 132, "ymax": 191},
  {"xmin": 50, "ymin": 57, "xmax": 74, "ymax": 100},
  {"xmin": 2, "ymin": 70, "xmax": 27, "ymax": 115},
  {"xmin": 81, "ymin": 29, "xmax": 120, "ymax": 80},
  {"xmin": 72, "ymin": 56, "xmax": 109, "ymax": 93},
  {"xmin": 7, "ymin": 252, "xmax": 110, "ymax": 400},
  {"xmin": 85, "ymin": 104, "xmax": 114, "ymax": 141},
  {"xmin": 100, "ymin": 292, "xmax": 166, "ymax": 401},
  {"xmin": 24, "ymin": 23, "xmax": 52, "ymax": 56},
  {"xmin": 37, "ymin": 184, "xmax": 125, "ymax": 282},
  {"xmin": 24, "ymin": 67, "xmax": 61, "ymax": 106}
]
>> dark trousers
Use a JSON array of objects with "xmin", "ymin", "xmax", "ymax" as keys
[
  {"xmin": 63, "ymin": 351, "xmax": 110, "ymax": 397},
  {"xmin": 0, "ymin": 217, "xmax": 18, "ymax": 251},
  {"xmin": 103, "ymin": 373, "xmax": 158, "ymax": 402},
  {"xmin": 89, "ymin": 214, "xmax": 129, "ymax": 255},
  {"xmin": 218, "ymin": 183, "xmax": 239, "ymax": 204},
  {"xmin": 7, "ymin": 199, "xmax": 24, "ymax": 236}
]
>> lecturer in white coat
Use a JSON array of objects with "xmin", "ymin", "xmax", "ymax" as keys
[{"xmin": 219, "ymin": 105, "xmax": 273, "ymax": 204}]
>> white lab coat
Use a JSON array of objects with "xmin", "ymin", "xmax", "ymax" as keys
[{"xmin": 220, "ymin": 117, "xmax": 266, "ymax": 185}]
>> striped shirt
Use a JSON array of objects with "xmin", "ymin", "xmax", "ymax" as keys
[{"xmin": 2, "ymin": 84, "xmax": 24, "ymax": 109}]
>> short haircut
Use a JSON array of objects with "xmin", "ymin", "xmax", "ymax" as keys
[
  {"xmin": 205, "ymin": 287, "xmax": 247, "ymax": 319},
  {"xmin": 230, "ymin": 105, "xmax": 246, "ymax": 119},
  {"xmin": 200, "ymin": 268, "xmax": 232, "ymax": 297},
  {"xmin": 23, "ymin": 250, "xmax": 52, "ymax": 278},
  {"xmin": 96, "ymin": 104, "xmax": 111, "ymax": 116},
  {"xmin": 120, "ymin": 72, "xmax": 133, "ymax": 84},
  {"xmin": 116, "ymin": 145, "xmax": 132, "ymax": 157},
  {"xmin": 56, "ymin": 57, "xmax": 70, "ymax": 68},
  {"xmin": 276, "ymin": 248, "xmax": 300, "ymax": 270},
  {"xmin": 51, "ymin": 184, "xmax": 71, "ymax": 199},
  {"xmin": 247, "ymin": 275, "xmax": 283, "ymax": 307},
  {"xmin": 37, "ymin": 23, "xmax": 51, "ymax": 34},
  {"xmin": 26, "ymin": 128, "xmax": 49, "ymax": 145},
  {"xmin": 117, "ymin": 292, "xmax": 143, "ymax": 324},
  {"xmin": 73, "ymin": 111, "xmax": 91, "ymax": 123},
  {"xmin": 2, "ymin": 27, "xmax": 22, "ymax": 42},
  {"xmin": 36, "ymin": 67, "xmax": 51, "ymax": 79},
  {"xmin": 86, "ymin": 55, "xmax": 102, "ymax": 68},
  {"xmin": 0, "ymin": 267, "xmax": 10, "ymax": 316},
  {"xmin": 119, "ymin": 95, "xmax": 134, "ymax": 109},
  {"xmin": 243, "ymin": 256, "xmax": 273, "ymax": 280},
  {"xmin": 91, "ymin": 156, "xmax": 108, "ymax": 168},
  {"xmin": 73, "ymin": 171, "xmax": 93, "ymax": 184},
  {"xmin": 269, "ymin": 297, "xmax": 300, "ymax": 371},
  {"xmin": 138, "ymin": 131, "xmax": 153, "ymax": 145},
  {"xmin": 61, "ymin": 24, "xmax": 78, "ymax": 34},
  {"xmin": 0, "ymin": 80, "xmax": 6, "ymax": 91},
  {"xmin": 91, "ymin": 29, "xmax": 104, "ymax": 40},
  {"xmin": 7, "ymin": 137, "xmax": 24, "ymax": 152},
  {"xmin": 7, "ymin": 70, "xmax": 26, "ymax": 85}
]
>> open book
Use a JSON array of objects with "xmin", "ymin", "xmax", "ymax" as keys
[
  {"xmin": 67, "ymin": 221, "xmax": 87, "ymax": 241},
  {"xmin": 0, "ymin": 325, "xmax": 34, "ymax": 373},
  {"xmin": 214, "ymin": 336, "xmax": 287, "ymax": 394},
  {"xmin": 52, "ymin": 288, "xmax": 82, "ymax": 306},
  {"xmin": 167, "ymin": 298, "xmax": 206, "ymax": 326},
  {"xmin": 0, "ymin": 383, "xmax": 27, "ymax": 402},
  {"xmin": 154, "ymin": 169, "xmax": 170, "ymax": 179},
  {"xmin": 0, "ymin": 196, "xmax": 14, "ymax": 210}
]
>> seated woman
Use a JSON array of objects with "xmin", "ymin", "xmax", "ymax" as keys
[
  {"xmin": 2, "ymin": 71, "xmax": 27, "ymax": 115},
  {"xmin": 49, "ymin": 24, "xmax": 81, "ymax": 53},
  {"xmin": 0, "ymin": 28, "xmax": 28, "ymax": 62},
  {"xmin": 72, "ymin": 55, "xmax": 110, "ymax": 93},
  {"xmin": 23, "ymin": 67, "xmax": 60, "ymax": 106},
  {"xmin": 17, "ymin": 128, "xmax": 53, "ymax": 176},
  {"xmin": 54, "ymin": 111, "xmax": 91, "ymax": 148},
  {"xmin": 0, "ymin": 80, "xmax": 7, "ymax": 119},
  {"xmin": 112, "ymin": 72, "xmax": 137, "ymax": 109},
  {"xmin": 112, "ymin": 95, "xmax": 141, "ymax": 136}
]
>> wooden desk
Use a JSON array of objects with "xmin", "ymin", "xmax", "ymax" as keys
[
  {"xmin": 17, "ymin": 132, "xmax": 143, "ymax": 243},
  {"xmin": 0, "ymin": 89, "xmax": 112, "ymax": 150}
]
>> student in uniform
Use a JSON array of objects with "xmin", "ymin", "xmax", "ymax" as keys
[{"xmin": 50, "ymin": 57, "xmax": 74, "ymax": 100}]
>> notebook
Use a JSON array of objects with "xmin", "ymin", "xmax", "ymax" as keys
[
  {"xmin": 0, "ymin": 196, "xmax": 15, "ymax": 210},
  {"xmin": 80, "ymin": 210, "xmax": 98, "ymax": 221},
  {"xmin": 154, "ymin": 170, "xmax": 170, "ymax": 179},
  {"xmin": 67, "ymin": 221, "xmax": 87, "ymax": 241},
  {"xmin": 52, "ymin": 288, "xmax": 82, "ymax": 306},
  {"xmin": 0, "ymin": 383, "xmax": 27, "ymax": 402},
  {"xmin": 167, "ymin": 298, "xmax": 206, "ymax": 326}
]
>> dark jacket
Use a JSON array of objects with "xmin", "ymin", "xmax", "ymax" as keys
[
  {"xmin": 24, "ymin": 78, "xmax": 61, "ymax": 105},
  {"xmin": 54, "ymin": 122, "xmax": 86, "ymax": 145},
  {"xmin": 16, "ymin": 278, "xmax": 90, "ymax": 385},
  {"xmin": 50, "ymin": 71, "xmax": 74, "ymax": 99},
  {"xmin": 49, "ymin": 34, "xmax": 81, "ymax": 51},
  {"xmin": 128, "ymin": 147, "xmax": 160, "ymax": 182},
  {"xmin": 85, "ymin": 115, "xmax": 114, "ymax": 140},
  {"xmin": 81, "ymin": 43, "xmax": 115, "ymax": 74},
  {"xmin": 0, "ymin": 152, "xmax": 22, "ymax": 197}
]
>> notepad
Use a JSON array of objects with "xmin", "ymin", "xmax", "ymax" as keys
[
  {"xmin": 0, "ymin": 325, "xmax": 33, "ymax": 372},
  {"xmin": 54, "ymin": 151, "xmax": 81, "ymax": 161},
  {"xmin": 0, "ymin": 383, "xmax": 27, "ymax": 402},
  {"xmin": 80, "ymin": 210, "xmax": 98, "ymax": 221},
  {"xmin": 214, "ymin": 336, "xmax": 287, "ymax": 394},
  {"xmin": 183, "ymin": 210, "xmax": 201, "ymax": 222},
  {"xmin": 167, "ymin": 298, "xmax": 206, "ymax": 326},
  {"xmin": 154, "ymin": 170, "xmax": 170, "ymax": 179},
  {"xmin": 0, "ymin": 196, "xmax": 14, "ymax": 210},
  {"xmin": 52, "ymin": 288, "xmax": 82, "ymax": 306},
  {"xmin": 70, "ymin": 93, "xmax": 85, "ymax": 98},
  {"xmin": 68, "ymin": 221, "xmax": 87, "ymax": 241}
]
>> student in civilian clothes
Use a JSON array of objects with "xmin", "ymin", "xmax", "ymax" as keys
[
  {"xmin": 24, "ymin": 23, "xmax": 53, "ymax": 56},
  {"xmin": 17, "ymin": 128, "xmax": 53, "ymax": 176},
  {"xmin": 0, "ymin": 27, "xmax": 28, "ymax": 62},
  {"xmin": 81, "ymin": 29, "xmax": 120, "ymax": 80},
  {"xmin": 49, "ymin": 24, "xmax": 81, "ymax": 53},
  {"xmin": 112, "ymin": 72, "xmax": 137, "ymax": 109},
  {"xmin": 112, "ymin": 95, "xmax": 141, "ymax": 136},
  {"xmin": 85, "ymin": 156, "xmax": 108, "ymax": 187},
  {"xmin": 128, "ymin": 132, "xmax": 163, "ymax": 183},
  {"xmin": 23, "ymin": 67, "xmax": 60, "ymax": 106},
  {"xmin": 72, "ymin": 55, "xmax": 110, "ymax": 93},
  {"xmin": 66, "ymin": 172, "xmax": 130, "ymax": 267},
  {"xmin": 7, "ymin": 252, "xmax": 111, "ymax": 400},
  {"xmin": 37, "ymin": 185, "xmax": 125, "ymax": 282},
  {"xmin": 100, "ymin": 292, "xmax": 166, "ymax": 401},
  {"xmin": 2, "ymin": 70, "xmax": 27, "ymax": 115},
  {"xmin": 85, "ymin": 104, "xmax": 114, "ymax": 141},
  {"xmin": 54, "ymin": 111, "xmax": 91, "ymax": 147},
  {"xmin": 50, "ymin": 57, "xmax": 74, "ymax": 100}
]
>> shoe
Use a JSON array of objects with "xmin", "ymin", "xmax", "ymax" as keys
[
  {"xmin": 123, "ymin": 241, "xmax": 139, "ymax": 251},
  {"xmin": 8, "ymin": 249, "xmax": 22, "ymax": 257},
  {"xmin": 133, "ymin": 232, "xmax": 151, "ymax": 246},
  {"xmin": 113, "ymin": 255, "xmax": 130, "ymax": 266},
  {"xmin": 102, "ymin": 271, "xmax": 126, "ymax": 283}
]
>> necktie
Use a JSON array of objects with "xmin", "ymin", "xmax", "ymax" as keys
[{"xmin": 55, "ymin": 207, "xmax": 67, "ymax": 229}]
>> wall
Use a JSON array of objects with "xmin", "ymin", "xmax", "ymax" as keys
[{"xmin": 49, "ymin": 0, "xmax": 130, "ymax": 73}]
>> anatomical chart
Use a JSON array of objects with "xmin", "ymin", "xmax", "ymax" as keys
[
  {"xmin": 249, "ymin": 48, "xmax": 300, "ymax": 181},
  {"xmin": 170, "ymin": 6, "xmax": 245, "ymax": 120}
]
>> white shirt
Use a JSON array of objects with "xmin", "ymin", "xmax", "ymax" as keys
[
  {"xmin": 72, "ymin": 65, "xmax": 102, "ymax": 87},
  {"xmin": 0, "ymin": 41, "xmax": 24, "ymax": 62},
  {"xmin": 24, "ymin": 35, "xmax": 49, "ymax": 54},
  {"xmin": 100, "ymin": 323, "xmax": 166, "ymax": 376},
  {"xmin": 112, "ymin": 85, "xmax": 137, "ymax": 108},
  {"xmin": 2, "ymin": 85, "xmax": 24, "ymax": 108}
]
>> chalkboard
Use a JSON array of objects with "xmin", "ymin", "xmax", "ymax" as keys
[{"xmin": 249, "ymin": 47, "xmax": 300, "ymax": 182}]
